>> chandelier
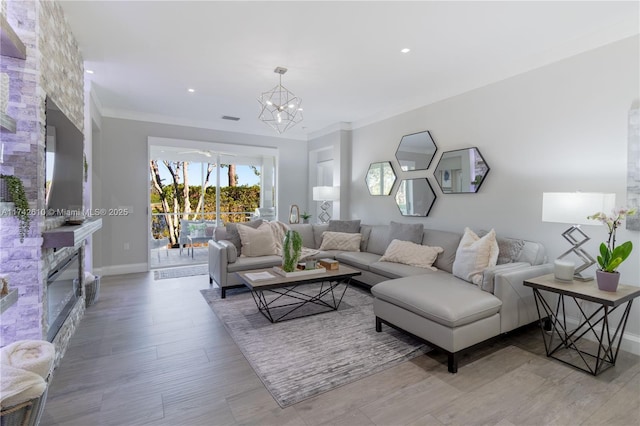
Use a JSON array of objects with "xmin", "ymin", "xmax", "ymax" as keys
[{"xmin": 258, "ymin": 67, "xmax": 303, "ymax": 134}]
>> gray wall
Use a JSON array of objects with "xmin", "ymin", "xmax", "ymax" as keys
[
  {"xmin": 93, "ymin": 118, "xmax": 307, "ymax": 274},
  {"xmin": 348, "ymin": 36, "xmax": 640, "ymax": 347}
]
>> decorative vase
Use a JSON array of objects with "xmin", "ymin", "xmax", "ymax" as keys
[
  {"xmin": 596, "ymin": 270, "xmax": 620, "ymax": 292},
  {"xmin": 282, "ymin": 230, "xmax": 302, "ymax": 272}
]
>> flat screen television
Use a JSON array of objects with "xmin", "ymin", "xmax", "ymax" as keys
[{"xmin": 45, "ymin": 98, "xmax": 84, "ymax": 215}]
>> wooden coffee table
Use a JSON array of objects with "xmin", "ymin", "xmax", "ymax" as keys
[{"xmin": 237, "ymin": 265, "xmax": 361, "ymax": 323}]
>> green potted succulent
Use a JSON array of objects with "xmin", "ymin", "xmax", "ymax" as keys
[
  {"xmin": 0, "ymin": 174, "xmax": 31, "ymax": 243},
  {"xmin": 300, "ymin": 212, "xmax": 312, "ymax": 224},
  {"xmin": 282, "ymin": 230, "xmax": 302, "ymax": 272},
  {"xmin": 587, "ymin": 207, "xmax": 637, "ymax": 291}
]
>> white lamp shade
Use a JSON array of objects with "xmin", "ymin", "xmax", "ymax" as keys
[
  {"xmin": 313, "ymin": 186, "xmax": 340, "ymax": 201},
  {"xmin": 542, "ymin": 192, "xmax": 615, "ymax": 225}
]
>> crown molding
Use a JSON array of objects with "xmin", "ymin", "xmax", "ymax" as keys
[
  {"xmin": 307, "ymin": 122, "xmax": 353, "ymax": 140},
  {"xmin": 100, "ymin": 107, "xmax": 308, "ymax": 141}
]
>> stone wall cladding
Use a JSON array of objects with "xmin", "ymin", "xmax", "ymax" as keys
[
  {"xmin": 50, "ymin": 294, "xmax": 84, "ymax": 369},
  {"xmin": 1, "ymin": 0, "xmax": 44, "ymax": 347},
  {"xmin": 1, "ymin": 0, "xmax": 85, "ymax": 359},
  {"xmin": 38, "ymin": 0, "xmax": 83, "ymax": 131}
]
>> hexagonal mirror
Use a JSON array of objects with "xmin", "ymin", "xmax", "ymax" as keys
[
  {"xmin": 434, "ymin": 147, "xmax": 490, "ymax": 194},
  {"xmin": 395, "ymin": 131, "xmax": 437, "ymax": 171},
  {"xmin": 366, "ymin": 161, "xmax": 397, "ymax": 196},
  {"xmin": 395, "ymin": 178, "xmax": 437, "ymax": 217}
]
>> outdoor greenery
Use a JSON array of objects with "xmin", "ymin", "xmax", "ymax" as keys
[
  {"xmin": 150, "ymin": 184, "xmax": 260, "ymax": 219},
  {"xmin": 149, "ymin": 160, "xmax": 261, "ymax": 245}
]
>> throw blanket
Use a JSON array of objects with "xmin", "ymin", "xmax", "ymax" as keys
[
  {"xmin": 267, "ymin": 221, "xmax": 320, "ymax": 260},
  {"xmin": 0, "ymin": 365, "xmax": 46, "ymax": 409},
  {"xmin": 1, "ymin": 340, "xmax": 55, "ymax": 379}
]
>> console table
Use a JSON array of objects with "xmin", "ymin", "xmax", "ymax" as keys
[{"xmin": 524, "ymin": 274, "xmax": 640, "ymax": 375}]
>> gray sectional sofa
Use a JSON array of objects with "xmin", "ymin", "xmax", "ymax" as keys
[{"xmin": 208, "ymin": 221, "xmax": 552, "ymax": 373}]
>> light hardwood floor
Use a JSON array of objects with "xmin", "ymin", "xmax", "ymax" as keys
[{"xmin": 40, "ymin": 272, "xmax": 640, "ymax": 426}]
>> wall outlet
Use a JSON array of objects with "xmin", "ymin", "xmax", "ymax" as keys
[{"xmin": 124, "ymin": 242, "xmax": 130, "ymax": 250}]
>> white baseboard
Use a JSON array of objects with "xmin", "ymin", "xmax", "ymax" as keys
[
  {"xmin": 563, "ymin": 315, "xmax": 640, "ymax": 356},
  {"xmin": 93, "ymin": 263, "xmax": 148, "ymax": 277}
]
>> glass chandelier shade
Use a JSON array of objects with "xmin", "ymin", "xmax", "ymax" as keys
[{"xmin": 258, "ymin": 67, "xmax": 303, "ymax": 134}]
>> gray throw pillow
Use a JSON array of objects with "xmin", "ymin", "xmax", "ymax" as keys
[
  {"xmin": 389, "ymin": 221, "xmax": 423, "ymax": 244},
  {"xmin": 497, "ymin": 238, "xmax": 525, "ymax": 264},
  {"xmin": 478, "ymin": 230, "xmax": 526, "ymax": 264},
  {"xmin": 327, "ymin": 220, "xmax": 361, "ymax": 233},
  {"xmin": 225, "ymin": 219, "xmax": 263, "ymax": 252}
]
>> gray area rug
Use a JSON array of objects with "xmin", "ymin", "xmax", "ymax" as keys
[
  {"xmin": 200, "ymin": 283, "xmax": 428, "ymax": 407},
  {"xmin": 153, "ymin": 264, "xmax": 208, "ymax": 280}
]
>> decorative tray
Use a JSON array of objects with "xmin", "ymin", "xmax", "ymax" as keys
[{"xmin": 272, "ymin": 266, "xmax": 327, "ymax": 278}]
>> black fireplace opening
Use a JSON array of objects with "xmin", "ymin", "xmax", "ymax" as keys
[{"xmin": 47, "ymin": 251, "xmax": 81, "ymax": 342}]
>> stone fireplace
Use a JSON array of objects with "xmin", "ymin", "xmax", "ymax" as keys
[
  {"xmin": 0, "ymin": 0, "xmax": 89, "ymax": 368},
  {"xmin": 46, "ymin": 250, "xmax": 81, "ymax": 342}
]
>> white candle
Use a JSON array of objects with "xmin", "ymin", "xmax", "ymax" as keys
[{"xmin": 554, "ymin": 259, "xmax": 575, "ymax": 282}]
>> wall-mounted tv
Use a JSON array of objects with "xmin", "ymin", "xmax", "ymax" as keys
[{"xmin": 45, "ymin": 98, "xmax": 84, "ymax": 215}]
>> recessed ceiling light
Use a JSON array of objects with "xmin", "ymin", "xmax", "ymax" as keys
[
  {"xmin": 187, "ymin": 88, "xmax": 195, "ymax": 93},
  {"xmin": 85, "ymin": 69, "xmax": 94, "ymax": 74},
  {"xmin": 400, "ymin": 48, "xmax": 411, "ymax": 53}
]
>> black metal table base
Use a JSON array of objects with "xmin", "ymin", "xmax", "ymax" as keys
[
  {"xmin": 531, "ymin": 288, "xmax": 634, "ymax": 375},
  {"xmin": 250, "ymin": 278, "xmax": 351, "ymax": 323}
]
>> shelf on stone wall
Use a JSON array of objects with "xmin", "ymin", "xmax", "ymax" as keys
[
  {"xmin": 1, "ymin": 111, "xmax": 16, "ymax": 132},
  {"xmin": 0, "ymin": 13, "xmax": 27, "ymax": 59},
  {"xmin": 1, "ymin": 14, "xmax": 25, "ymax": 132},
  {"xmin": 0, "ymin": 288, "xmax": 18, "ymax": 314},
  {"xmin": 42, "ymin": 218, "xmax": 103, "ymax": 248}
]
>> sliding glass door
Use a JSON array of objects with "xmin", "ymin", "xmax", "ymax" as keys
[{"xmin": 148, "ymin": 143, "xmax": 276, "ymax": 269}]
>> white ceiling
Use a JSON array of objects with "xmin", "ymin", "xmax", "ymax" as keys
[{"xmin": 58, "ymin": 1, "xmax": 639, "ymax": 141}]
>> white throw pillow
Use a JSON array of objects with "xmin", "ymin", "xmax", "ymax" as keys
[
  {"xmin": 319, "ymin": 231, "xmax": 361, "ymax": 252},
  {"xmin": 379, "ymin": 239, "xmax": 444, "ymax": 270},
  {"xmin": 452, "ymin": 228, "xmax": 499, "ymax": 285},
  {"xmin": 237, "ymin": 222, "xmax": 278, "ymax": 257}
]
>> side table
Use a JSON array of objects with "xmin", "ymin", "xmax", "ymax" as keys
[
  {"xmin": 186, "ymin": 235, "xmax": 211, "ymax": 258},
  {"xmin": 524, "ymin": 273, "xmax": 640, "ymax": 375}
]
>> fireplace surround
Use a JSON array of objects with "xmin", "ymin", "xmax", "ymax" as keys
[
  {"xmin": 0, "ymin": 0, "xmax": 87, "ymax": 370},
  {"xmin": 46, "ymin": 250, "xmax": 81, "ymax": 342}
]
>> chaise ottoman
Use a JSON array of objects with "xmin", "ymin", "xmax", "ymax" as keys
[{"xmin": 372, "ymin": 274, "xmax": 503, "ymax": 373}]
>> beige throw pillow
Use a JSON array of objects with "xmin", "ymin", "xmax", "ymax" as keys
[
  {"xmin": 237, "ymin": 222, "xmax": 278, "ymax": 257},
  {"xmin": 319, "ymin": 231, "xmax": 361, "ymax": 252},
  {"xmin": 452, "ymin": 228, "xmax": 499, "ymax": 285},
  {"xmin": 379, "ymin": 239, "xmax": 444, "ymax": 270}
]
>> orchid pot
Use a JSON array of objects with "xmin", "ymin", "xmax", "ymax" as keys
[{"xmin": 588, "ymin": 207, "xmax": 637, "ymax": 292}]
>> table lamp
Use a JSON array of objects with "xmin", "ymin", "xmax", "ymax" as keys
[
  {"xmin": 312, "ymin": 186, "xmax": 340, "ymax": 223},
  {"xmin": 542, "ymin": 192, "xmax": 615, "ymax": 281}
]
